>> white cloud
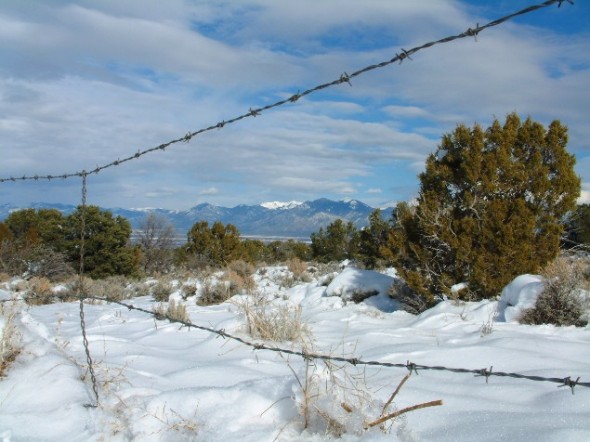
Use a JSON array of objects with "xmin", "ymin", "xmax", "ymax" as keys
[
  {"xmin": 199, "ymin": 187, "xmax": 219, "ymax": 196},
  {"xmin": 0, "ymin": 0, "xmax": 588, "ymax": 209}
]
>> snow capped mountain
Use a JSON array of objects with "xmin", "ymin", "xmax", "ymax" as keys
[
  {"xmin": 260, "ymin": 201, "xmax": 303, "ymax": 210},
  {"xmin": 0, "ymin": 199, "xmax": 391, "ymax": 239}
]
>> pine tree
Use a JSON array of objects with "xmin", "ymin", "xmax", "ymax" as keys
[{"xmin": 389, "ymin": 113, "xmax": 580, "ymax": 304}]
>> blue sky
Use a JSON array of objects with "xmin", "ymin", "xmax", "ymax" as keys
[{"xmin": 1, "ymin": 0, "xmax": 589, "ymax": 210}]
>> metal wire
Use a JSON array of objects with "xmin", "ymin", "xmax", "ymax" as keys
[
  {"xmin": 86, "ymin": 295, "xmax": 589, "ymax": 394},
  {"xmin": 76, "ymin": 173, "xmax": 100, "ymax": 406}
]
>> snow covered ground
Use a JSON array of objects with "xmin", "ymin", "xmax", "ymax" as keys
[{"xmin": 0, "ymin": 265, "xmax": 589, "ymax": 441}]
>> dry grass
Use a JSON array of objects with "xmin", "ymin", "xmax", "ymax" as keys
[
  {"xmin": 57, "ymin": 275, "xmax": 134, "ymax": 303},
  {"xmin": 0, "ymin": 302, "xmax": 22, "ymax": 377},
  {"xmin": 288, "ymin": 355, "xmax": 442, "ymax": 438},
  {"xmin": 197, "ymin": 280, "xmax": 231, "ymax": 306},
  {"xmin": 146, "ymin": 403, "xmax": 199, "ymax": 439},
  {"xmin": 226, "ymin": 270, "xmax": 256, "ymax": 294},
  {"xmin": 233, "ymin": 295, "xmax": 308, "ymax": 342},
  {"xmin": 85, "ymin": 276, "xmax": 132, "ymax": 301},
  {"xmin": 520, "ymin": 256, "xmax": 589, "ymax": 327},
  {"xmin": 153, "ymin": 300, "xmax": 190, "ymax": 322},
  {"xmin": 152, "ymin": 280, "xmax": 174, "ymax": 302},
  {"xmin": 180, "ymin": 282, "xmax": 197, "ymax": 299},
  {"xmin": 227, "ymin": 260, "xmax": 255, "ymax": 278},
  {"xmin": 25, "ymin": 276, "xmax": 55, "ymax": 305},
  {"xmin": 287, "ymin": 257, "xmax": 310, "ymax": 281},
  {"xmin": 197, "ymin": 270, "xmax": 256, "ymax": 306}
]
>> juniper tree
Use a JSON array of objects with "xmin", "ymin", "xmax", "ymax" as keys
[
  {"xmin": 358, "ymin": 209, "xmax": 395, "ymax": 269},
  {"xmin": 310, "ymin": 219, "xmax": 359, "ymax": 263},
  {"xmin": 1, "ymin": 209, "xmax": 72, "ymax": 278},
  {"xmin": 64, "ymin": 206, "xmax": 139, "ymax": 278},
  {"xmin": 389, "ymin": 113, "xmax": 580, "ymax": 304},
  {"xmin": 564, "ymin": 204, "xmax": 590, "ymax": 247},
  {"xmin": 186, "ymin": 221, "xmax": 243, "ymax": 266}
]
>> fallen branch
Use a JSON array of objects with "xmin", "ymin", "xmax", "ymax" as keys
[
  {"xmin": 364, "ymin": 400, "xmax": 443, "ymax": 429},
  {"xmin": 381, "ymin": 373, "xmax": 411, "ymax": 415}
]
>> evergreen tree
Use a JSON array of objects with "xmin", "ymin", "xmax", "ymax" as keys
[
  {"xmin": 64, "ymin": 206, "xmax": 139, "ymax": 278},
  {"xmin": 1, "ymin": 209, "xmax": 72, "ymax": 279},
  {"xmin": 564, "ymin": 204, "xmax": 590, "ymax": 248},
  {"xmin": 358, "ymin": 209, "xmax": 394, "ymax": 269},
  {"xmin": 186, "ymin": 221, "xmax": 243, "ymax": 266},
  {"xmin": 311, "ymin": 219, "xmax": 359, "ymax": 263},
  {"xmin": 389, "ymin": 113, "xmax": 580, "ymax": 304},
  {"xmin": 4, "ymin": 208, "xmax": 65, "ymax": 249}
]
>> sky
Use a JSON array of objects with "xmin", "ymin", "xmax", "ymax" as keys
[{"xmin": 0, "ymin": 0, "xmax": 589, "ymax": 210}]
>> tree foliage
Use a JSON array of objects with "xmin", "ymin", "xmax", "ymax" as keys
[
  {"xmin": 265, "ymin": 239, "xmax": 312, "ymax": 263},
  {"xmin": 64, "ymin": 206, "xmax": 139, "ymax": 279},
  {"xmin": 186, "ymin": 221, "xmax": 244, "ymax": 266},
  {"xmin": 1, "ymin": 210, "xmax": 73, "ymax": 278},
  {"xmin": 357, "ymin": 209, "xmax": 395, "ymax": 269},
  {"xmin": 4, "ymin": 208, "xmax": 65, "ymax": 249},
  {"xmin": 311, "ymin": 219, "xmax": 359, "ymax": 263},
  {"xmin": 1, "ymin": 207, "xmax": 138, "ymax": 279},
  {"xmin": 564, "ymin": 204, "xmax": 590, "ymax": 248},
  {"xmin": 389, "ymin": 113, "xmax": 580, "ymax": 303}
]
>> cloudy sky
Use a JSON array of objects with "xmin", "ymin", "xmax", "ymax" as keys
[{"xmin": 1, "ymin": 0, "xmax": 589, "ymax": 210}]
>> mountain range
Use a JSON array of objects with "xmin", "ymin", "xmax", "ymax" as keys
[{"xmin": 0, "ymin": 199, "xmax": 392, "ymax": 240}]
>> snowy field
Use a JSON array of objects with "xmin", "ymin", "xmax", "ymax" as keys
[{"xmin": 1, "ymin": 265, "xmax": 589, "ymax": 441}]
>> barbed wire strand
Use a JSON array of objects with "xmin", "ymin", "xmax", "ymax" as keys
[
  {"xmin": 76, "ymin": 172, "xmax": 100, "ymax": 406},
  {"xmin": 2, "ymin": 287, "xmax": 587, "ymax": 393},
  {"xmin": 77, "ymin": 295, "xmax": 588, "ymax": 394},
  {"xmin": 0, "ymin": 0, "xmax": 571, "ymax": 184}
]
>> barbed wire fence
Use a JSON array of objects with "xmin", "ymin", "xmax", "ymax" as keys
[{"xmin": 0, "ymin": 0, "xmax": 586, "ymax": 409}]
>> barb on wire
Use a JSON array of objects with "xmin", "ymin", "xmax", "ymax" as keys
[{"xmin": 0, "ymin": 0, "xmax": 571, "ymax": 184}]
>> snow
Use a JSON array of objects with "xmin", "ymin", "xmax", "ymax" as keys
[
  {"xmin": 260, "ymin": 201, "xmax": 304, "ymax": 210},
  {"xmin": 325, "ymin": 266, "xmax": 400, "ymax": 312},
  {"xmin": 0, "ymin": 266, "xmax": 589, "ymax": 441},
  {"xmin": 497, "ymin": 274, "xmax": 545, "ymax": 322}
]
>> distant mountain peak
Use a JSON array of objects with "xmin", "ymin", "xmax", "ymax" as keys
[
  {"xmin": 0, "ymin": 198, "xmax": 392, "ymax": 239},
  {"xmin": 260, "ymin": 201, "xmax": 304, "ymax": 210}
]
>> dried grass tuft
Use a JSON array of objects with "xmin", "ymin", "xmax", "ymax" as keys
[
  {"xmin": 233, "ymin": 295, "xmax": 308, "ymax": 342},
  {"xmin": 0, "ymin": 302, "xmax": 22, "ymax": 377},
  {"xmin": 520, "ymin": 256, "xmax": 589, "ymax": 327}
]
